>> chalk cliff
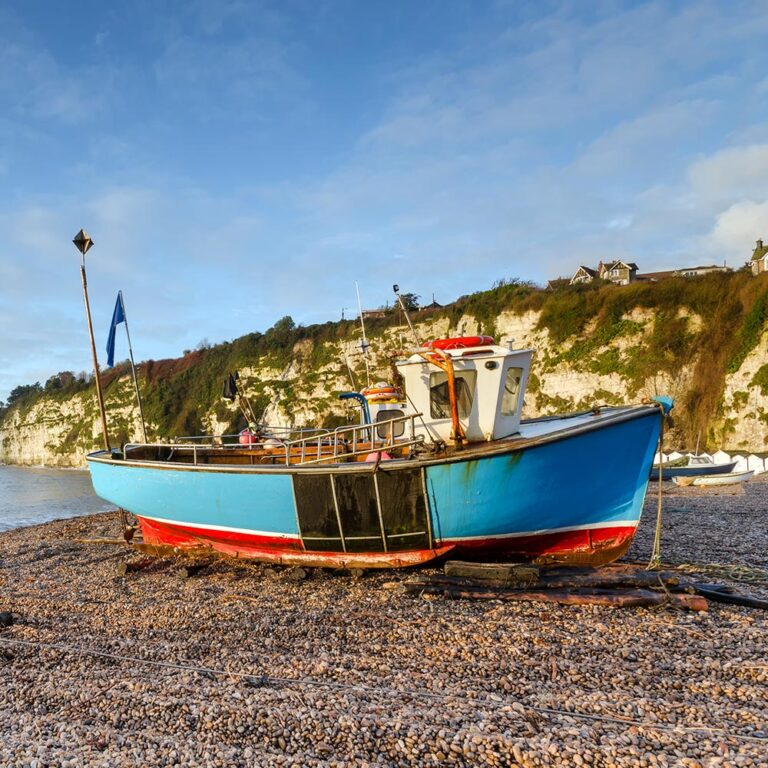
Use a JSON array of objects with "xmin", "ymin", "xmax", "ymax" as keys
[{"xmin": 2, "ymin": 273, "xmax": 768, "ymax": 466}]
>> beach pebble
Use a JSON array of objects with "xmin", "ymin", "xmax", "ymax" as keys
[{"xmin": 0, "ymin": 479, "xmax": 766, "ymax": 767}]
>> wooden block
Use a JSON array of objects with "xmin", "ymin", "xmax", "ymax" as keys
[
  {"xmin": 444, "ymin": 560, "xmax": 539, "ymax": 585},
  {"xmin": 115, "ymin": 557, "xmax": 155, "ymax": 577}
]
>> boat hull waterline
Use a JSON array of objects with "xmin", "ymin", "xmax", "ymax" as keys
[{"xmin": 87, "ymin": 406, "xmax": 662, "ymax": 569}]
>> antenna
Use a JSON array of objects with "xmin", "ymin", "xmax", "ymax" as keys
[
  {"xmin": 393, "ymin": 284, "xmax": 421, "ymax": 347},
  {"xmin": 355, "ymin": 281, "xmax": 371, "ymax": 387}
]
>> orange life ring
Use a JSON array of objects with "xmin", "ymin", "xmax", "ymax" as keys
[
  {"xmin": 361, "ymin": 382, "xmax": 403, "ymax": 403},
  {"xmin": 422, "ymin": 336, "xmax": 494, "ymax": 350}
]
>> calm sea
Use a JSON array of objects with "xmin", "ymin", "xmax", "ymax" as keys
[{"xmin": 0, "ymin": 465, "xmax": 116, "ymax": 533}]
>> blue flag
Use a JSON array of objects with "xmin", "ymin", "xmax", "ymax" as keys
[{"xmin": 106, "ymin": 292, "xmax": 125, "ymax": 367}]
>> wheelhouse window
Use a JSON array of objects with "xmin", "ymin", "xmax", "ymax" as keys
[
  {"xmin": 501, "ymin": 367, "xmax": 523, "ymax": 415},
  {"xmin": 375, "ymin": 409, "xmax": 405, "ymax": 439},
  {"xmin": 430, "ymin": 371, "xmax": 477, "ymax": 419}
]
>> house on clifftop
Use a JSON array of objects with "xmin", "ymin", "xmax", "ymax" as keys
[
  {"xmin": 599, "ymin": 260, "xmax": 638, "ymax": 285},
  {"xmin": 569, "ymin": 260, "xmax": 638, "ymax": 286},
  {"xmin": 552, "ymin": 258, "xmax": 730, "ymax": 289},
  {"xmin": 750, "ymin": 239, "xmax": 768, "ymax": 275},
  {"xmin": 569, "ymin": 266, "xmax": 599, "ymax": 285}
]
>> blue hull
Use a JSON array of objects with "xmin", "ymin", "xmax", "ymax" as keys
[{"xmin": 87, "ymin": 407, "xmax": 661, "ymax": 568}]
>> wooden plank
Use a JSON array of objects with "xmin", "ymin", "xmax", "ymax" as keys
[
  {"xmin": 417, "ymin": 570, "xmax": 681, "ymax": 590},
  {"xmin": 75, "ymin": 537, "xmax": 131, "ymax": 546},
  {"xmin": 405, "ymin": 583, "xmax": 708, "ymax": 610},
  {"xmin": 444, "ymin": 560, "xmax": 539, "ymax": 585}
]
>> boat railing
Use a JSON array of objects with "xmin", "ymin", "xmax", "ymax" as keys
[
  {"xmin": 281, "ymin": 413, "xmax": 425, "ymax": 466},
  {"xmin": 123, "ymin": 414, "xmax": 424, "ymax": 466},
  {"xmin": 171, "ymin": 426, "xmax": 328, "ymax": 445}
]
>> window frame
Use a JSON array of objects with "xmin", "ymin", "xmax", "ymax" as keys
[
  {"xmin": 500, "ymin": 366, "xmax": 523, "ymax": 416},
  {"xmin": 429, "ymin": 370, "xmax": 477, "ymax": 420}
]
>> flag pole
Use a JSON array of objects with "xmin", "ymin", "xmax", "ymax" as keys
[
  {"xmin": 119, "ymin": 290, "xmax": 148, "ymax": 443},
  {"xmin": 73, "ymin": 229, "xmax": 110, "ymax": 451}
]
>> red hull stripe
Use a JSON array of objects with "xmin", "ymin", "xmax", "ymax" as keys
[
  {"xmin": 439, "ymin": 519, "xmax": 638, "ymax": 542},
  {"xmin": 138, "ymin": 516, "xmax": 636, "ymax": 567},
  {"xmin": 140, "ymin": 517, "xmax": 304, "ymax": 552},
  {"xmin": 138, "ymin": 516, "xmax": 454, "ymax": 568},
  {"xmin": 141, "ymin": 515, "xmax": 300, "ymax": 541},
  {"xmin": 443, "ymin": 525, "xmax": 636, "ymax": 558}
]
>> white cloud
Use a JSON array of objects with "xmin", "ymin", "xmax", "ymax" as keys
[
  {"xmin": 701, "ymin": 200, "xmax": 768, "ymax": 262},
  {"xmin": 688, "ymin": 144, "xmax": 768, "ymax": 208}
]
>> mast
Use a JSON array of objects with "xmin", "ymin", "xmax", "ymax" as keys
[
  {"xmin": 119, "ymin": 291, "xmax": 148, "ymax": 443},
  {"xmin": 393, "ymin": 284, "xmax": 421, "ymax": 347},
  {"xmin": 73, "ymin": 229, "xmax": 110, "ymax": 451},
  {"xmin": 355, "ymin": 281, "xmax": 371, "ymax": 387}
]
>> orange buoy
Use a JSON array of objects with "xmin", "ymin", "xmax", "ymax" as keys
[
  {"xmin": 364, "ymin": 451, "xmax": 392, "ymax": 462},
  {"xmin": 238, "ymin": 429, "xmax": 258, "ymax": 445}
]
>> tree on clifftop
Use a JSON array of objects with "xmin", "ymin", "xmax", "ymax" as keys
[
  {"xmin": 7, "ymin": 382, "xmax": 42, "ymax": 406},
  {"xmin": 398, "ymin": 292, "xmax": 420, "ymax": 311}
]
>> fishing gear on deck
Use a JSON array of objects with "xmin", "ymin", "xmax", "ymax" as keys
[{"xmin": 222, "ymin": 371, "xmax": 260, "ymax": 431}]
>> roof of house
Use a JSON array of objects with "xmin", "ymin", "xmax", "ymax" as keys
[
  {"xmin": 602, "ymin": 260, "xmax": 639, "ymax": 271},
  {"xmin": 573, "ymin": 265, "xmax": 598, "ymax": 277},
  {"xmin": 636, "ymin": 270, "xmax": 677, "ymax": 281},
  {"xmin": 751, "ymin": 241, "xmax": 768, "ymax": 261},
  {"xmin": 637, "ymin": 265, "xmax": 730, "ymax": 280}
]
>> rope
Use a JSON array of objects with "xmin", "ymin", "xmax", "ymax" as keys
[
  {"xmin": 0, "ymin": 635, "xmax": 765, "ymax": 745},
  {"xmin": 667, "ymin": 562, "xmax": 768, "ymax": 586},
  {"xmin": 648, "ymin": 404, "xmax": 665, "ymax": 569}
]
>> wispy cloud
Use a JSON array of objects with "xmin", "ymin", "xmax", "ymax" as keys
[{"xmin": 3, "ymin": 1, "xmax": 768, "ymax": 399}]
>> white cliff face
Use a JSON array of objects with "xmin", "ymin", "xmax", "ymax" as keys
[
  {"xmin": 0, "ymin": 307, "xmax": 763, "ymax": 466},
  {"xmin": 0, "ymin": 378, "xmax": 150, "ymax": 468},
  {"xmin": 720, "ymin": 329, "xmax": 768, "ymax": 450}
]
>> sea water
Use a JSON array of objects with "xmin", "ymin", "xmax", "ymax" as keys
[{"xmin": 0, "ymin": 464, "xmax": 115, "ymax": 532}]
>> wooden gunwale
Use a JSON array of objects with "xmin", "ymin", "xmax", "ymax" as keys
[{"xmin": 86, "ymin": 405, "xmax": 659, "ymax": 476}]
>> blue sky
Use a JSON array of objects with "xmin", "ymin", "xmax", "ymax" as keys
[{"xmin": 2, "ymin": 0, "xmax": 768, "ymax": 400}]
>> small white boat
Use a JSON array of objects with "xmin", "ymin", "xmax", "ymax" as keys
[
  {"xmin": 673, "ymin": 470, "xmax": 754, "ymax": 487},
  {"xmin": 650, "ymin": 454, "xmax": 736, "ymax": 481}
]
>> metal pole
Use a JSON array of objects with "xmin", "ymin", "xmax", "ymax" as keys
[
  {"xmin": 80, "ymin": 258, "xmax": 110, "ymax": 451},
  {"xmin": 355, "ymin": 281, "xmax": 371, "ymax": 387},
  {"xmin": 119, "ymin": 290, "xmax": 148, "ymax": 443},
  {"xmin": 393, "ymin": 285, "xmax": 421, "ymax": 347}
]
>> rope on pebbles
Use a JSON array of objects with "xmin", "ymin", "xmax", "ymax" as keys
[
  {"xmin": 668, "ymin": 562, "xmax": 768, "ymax": 586},
  {"xmin": 0, "ymin": 635, "xmax": 765, "ymax": 746}
]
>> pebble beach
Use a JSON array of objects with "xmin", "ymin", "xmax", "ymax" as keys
[{"xmin": 1, "ymin": 480, "xmax": 766, "ymax": 767}]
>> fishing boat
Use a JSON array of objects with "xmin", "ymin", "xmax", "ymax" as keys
[
  {"xmin": 673, "ymin": 470, "xmax": 754, "ymax": 487},
  {"xmin": 87, "ymin": 336, "xmax": 669, "ymax": 569},
  {"xmin": 649, "ymin": 454, "xmax": 737, "ymax": 481}
]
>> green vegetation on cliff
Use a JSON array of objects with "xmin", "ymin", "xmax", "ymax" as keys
[{"xmin": 3, "ymin": 270, "xmax": 768, "ymax": 457}]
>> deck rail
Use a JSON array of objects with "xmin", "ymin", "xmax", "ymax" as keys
[
  {"xmin": 123, "ymin": 413, "xmax": 425, "ymax": 466},
  {"xmin": 281, "ymin": 413, "xmax": 425, "ymax": 466}
]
